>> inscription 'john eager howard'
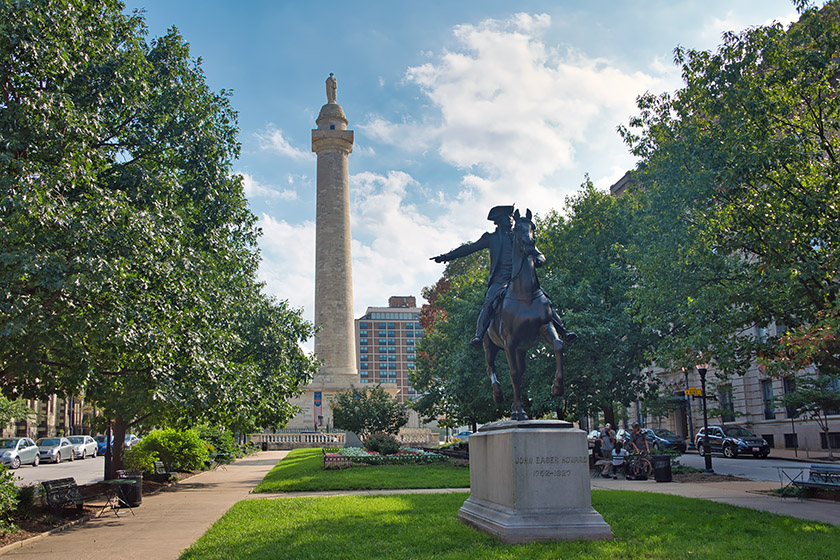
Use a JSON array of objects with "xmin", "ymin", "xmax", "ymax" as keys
[{"xmin": 513, "ymin": 455, "xmax": 588, "ymax": 465}]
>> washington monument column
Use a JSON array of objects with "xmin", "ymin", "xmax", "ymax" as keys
[{"xmin": 304, "ymin": 73, "xmax": 358, "ymax": 428}]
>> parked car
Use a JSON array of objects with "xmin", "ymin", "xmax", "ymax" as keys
[
  {"xmin": 644, "ymin": 428, "xmax": 687, "ymax": 454},
  {"xmin": 453, "ymin": 431, "xmax": 472, "ymax": 441},
  {"xmin": 695, "ymin": 425, "xmax": 770, "ymax": 458},
  {"xmin": 124, "ymin": 434, "xmax": 141, "ymax": 449},
  {"xmin": 67, "ymin": 435, "xmax": 98, "ymax": 459},
  {"xmin": 36, "ymin": 437, "xmax": 75, "ymax": 463},
  {"xmin": 96, "ymin": 434, "xmax": 142, "ymax": 455},
  {"xmin": 0, "ymin": 437, "xmax": 40, "ymax": 469},
  {"xmin": 95, "ymin": 435, "xmax": 111, "ymax": 455}
]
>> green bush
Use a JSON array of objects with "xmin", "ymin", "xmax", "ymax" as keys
[
  {"xmin": 135, "ymin": 428, "xmax": 209, "ymax": 471},
  {"xmin": 364, "ymin": 432, "xmax": 400, "ymax": 455},
  {"xmin": 124, "ymin": 446, "xmax": 160, "ymax": 474},
  {"xmin": 196, "ymin": 425, "xmax": 238, "ymax": 462},
  {"xmin": 0, "ymin": 469, "xmax": 18, "ymax": 534}
]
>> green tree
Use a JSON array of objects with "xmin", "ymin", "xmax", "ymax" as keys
[
  {"xmin": 0, "ymin": 0, "xmax": 316, "ymax": 476},
  {"xmin": 778, "ymin": 374, "xmax": 840, "ymax": 459},
  {"xmin": 412, "ymin": 252, "xmax": 507, "ymax": 430},
  {"xmin": 331, "ymin": 386, "xmax": 409, "ymax": 442},
  {"xmin": 0, "ymin": 397, "xmax": 34, "ymax": 431},
  {"xmin": 533, "ymin": 180, "xmax": 656, "ymax": 424},
  {"xmin": 619, "ymin": 2, "xmax": 840, "ymax": 378}
]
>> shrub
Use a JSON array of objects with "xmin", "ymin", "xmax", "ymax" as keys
[
  {"xmin": 0, "ymin": 469, "xmax": 17, "ymax": 534},
  {"xmin": 364, "ymin": 432, "xmax": 400, "ymax": 455},
  {"xmin": 15, "ymin": 485, "xmax": 36, "ymax": 518},
  {"xmin": 124, "ymin": 446, "xmax": 160, "ymax": 474},
  {"xmin": 135, "ymin": 428, "xmax": 209, "ymax": 471},
  {"xmin": 196, "ymin": 425, "xmax": 238, "ymax": 462}
]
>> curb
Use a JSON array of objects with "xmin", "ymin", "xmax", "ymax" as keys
[{"xmin": 0, "ymin": 513, "xmax": 92, "ymax": 557}]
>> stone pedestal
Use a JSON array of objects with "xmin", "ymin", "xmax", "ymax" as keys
[{"xmin": 458, "ymin": 420, "xmax": 612, "ymax": 543}]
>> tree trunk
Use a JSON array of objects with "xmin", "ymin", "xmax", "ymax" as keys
[
  {"xmin": 603, "ymin": 407, "xmax": 616, "ymax": 429},
  {"xmin": 109, "ymin": 412, "xmax": 129, "ymax": 479}
]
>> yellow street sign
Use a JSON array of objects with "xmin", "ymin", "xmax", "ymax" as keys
[{"xmin": 685, "ymin": 387, "xmax": 702, "ymax": 396}]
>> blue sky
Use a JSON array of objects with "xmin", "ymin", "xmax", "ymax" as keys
[{"xmin": 123, "ymin": 0, "xmax": 798, "ymax": 345}]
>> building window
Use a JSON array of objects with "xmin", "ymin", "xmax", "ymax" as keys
[
  {"xmin": 360, "ymin": 322, "xmax": 368, "ymax": 328},
  {"xmin": 359, "ymin": 330, "xmax": 367, "ymax": 336},
  {"xmin": 360, "ymin": 347, "xmax": 368, "ymax": 353},
  {"xmin": 783, "ymin": 378, "xmax": 797, "ymax": 418},
  {"xmin": 360, "ymin": 355, "xmax": 368, "ymax": 361},
  {"xmin": 761, "ymin": 380, "xmax": 775, "ymax": 420},
  {"xmin": 359, "ymin": 379, "xmax": 369, "ymax": 384},
  {"xmin": 820, "ymin": 432, "xmax": 840, "ymax": 450},
  {"xmin": 718, "ymin": 386, "xmax": 736, "ymax": 422},
  {"xmin": 360, "ymin": 338, "xmax": 367, "ymax": 344},
  {"xmin": 360, "ymin": 363, "xmax": 368, "ymax": 369},
  {"xmin": 784, "ymin": 433, "xmax": 798, "ymax": 448},
  {"xmin": 387, "ymin": 322, "xmax": 395, "ymax": 328},
  {"xmin": 360, "ymin": 370, "xmax": 369, "ymax": 377}
]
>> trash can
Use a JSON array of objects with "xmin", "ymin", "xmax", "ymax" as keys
[
  {"xmin": 652, "ymin": 454, "xmax": 672, "ymax": 483},
  {"xmin": 261, "ymin": 442, "xmax": 268, "ymax": 451},
  {"xmin": 119, "ymin": 471, "xmax": 143, "ymax": 507}
]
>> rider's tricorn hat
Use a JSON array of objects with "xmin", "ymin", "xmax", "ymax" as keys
[{"xmin": 487, "ymin": 204, "xmax": 515, "ymax": 221}]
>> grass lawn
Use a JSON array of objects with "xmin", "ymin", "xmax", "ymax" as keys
[
  {"xmin": 181, "ymin": 490, "xmax": 838, "ymax": 559},
  {"xmin": 252, "ymin": 448, "xmax": 470, "ymax": 492}
]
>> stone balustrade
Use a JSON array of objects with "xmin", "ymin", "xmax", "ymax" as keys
[{"xmin": 251, "ymin": 428, "xmax": 438, "ymax": 450}]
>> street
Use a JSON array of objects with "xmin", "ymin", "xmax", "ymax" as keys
[
  {"xmin": 677, "ymin": 451, "xmax": 811, "ymax": 483},
  {"xmin": 10, "ymin": 454, "xmax": 105, "ymax": 487}
]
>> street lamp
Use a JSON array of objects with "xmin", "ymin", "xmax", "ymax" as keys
[{"xmin": 696, "ymin": 362, "xmax": 714, "ymax": 474}]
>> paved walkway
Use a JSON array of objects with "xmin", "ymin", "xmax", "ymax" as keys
[
  {"xmin": 2, "ymin": 451, "xmax": 291, "ymax": 559},
  {"xmin": 2, "ymin": 449, "xmax": 838, "ymax": 559}
]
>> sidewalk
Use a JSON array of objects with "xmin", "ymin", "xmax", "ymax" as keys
[
  {"xmin": 1, "ymin": 450, "xmax": 290, "ymax": 559},
  {"xmin": 589, "ymin": 476, "xmax": 839, "ymax": 525}
]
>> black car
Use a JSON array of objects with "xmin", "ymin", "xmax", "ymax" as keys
[
  {"xmin": 695, "ymin": 425, "xmax": 770, "ymax": 458},
  {"xmin": 645, "ymin": 428, "xmax": 687, "ymax": 454}
]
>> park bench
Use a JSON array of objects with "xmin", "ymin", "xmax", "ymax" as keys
[
  {"xmin": 152, "ymin": 460, "xmax": 175, "ymax": 482},
  {"xmin": 793, "ymin": 464, "xmax": 840, "ymax": 491},
  {"xmin": 41, "ymin": 478, "xmax": 99, "ymax": 515}
]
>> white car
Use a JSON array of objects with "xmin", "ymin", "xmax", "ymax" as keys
[
  {"xmin": 0, "ymin": 438, "xmax": 40, "ymax": 468},
  {"xmin": 67, "ymin": 435, "xmax": 98, "ymax": 459}
]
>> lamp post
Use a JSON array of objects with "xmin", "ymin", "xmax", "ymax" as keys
[
  {"xmin": 683, "ymin": 368, "xmax": 695, "ymax": 450},
  {"xmin": 696, "ymin": 363, "xmax": 714, "ymax": 474}
]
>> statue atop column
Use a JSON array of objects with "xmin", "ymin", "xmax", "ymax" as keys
[{"xmin": 326, "ymin": 73, "xmax": 337, "ymax": 104}]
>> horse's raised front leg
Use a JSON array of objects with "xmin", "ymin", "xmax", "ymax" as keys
[
  {"xmin": 505, "ymin": 347, "xmax": 529, "ymax": 421},
  {"xmin": 484, "ymin": 340, "xmax": 504, "ymax": 404},
  {"xmin": 541, "ymin": 324, "xmax": 565, "ymax": 398}
]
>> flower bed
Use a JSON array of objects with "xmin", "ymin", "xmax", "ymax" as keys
[{"xmin": 323, "ymin": 447, "xmax": 449, "ymax": 469}]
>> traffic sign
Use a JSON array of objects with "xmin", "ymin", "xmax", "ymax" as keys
[{"xmin": 685, "ymin": 387, "xmax": 702, "ymax": 396}]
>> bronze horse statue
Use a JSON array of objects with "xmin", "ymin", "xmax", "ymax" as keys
[{"xmin": 482, "ymin": 209, "xmax": 567, "ymax": 420}]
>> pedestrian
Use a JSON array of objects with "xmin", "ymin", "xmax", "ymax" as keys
[
  {"xmin": 629, "ymin": 421, "xmax": 650, "ymax": 455},
  {"xmin": 592, "ymin": 439, "xmax": 612, "ymax": 477},
  {"xmin": 600, "ymin": 422, "xmax": 616, "ymax": 455},
  {"xmin": 611, "ymin": 440, "xmax": 628, "ymax": 478}
]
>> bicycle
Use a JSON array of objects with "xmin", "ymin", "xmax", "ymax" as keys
[{"xmin": 626, "ymin": 452, "xmax": 653, "ymax": 479}]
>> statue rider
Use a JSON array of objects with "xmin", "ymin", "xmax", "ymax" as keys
[{"xmin": 431, "ymin": 204, "xmax": 576, "ymax": 349}]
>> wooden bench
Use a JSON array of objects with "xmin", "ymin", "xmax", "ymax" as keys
[
  {"xmin": 41, "ymin": 478, "xmax": 99, "ymax": 515},
  {"xmin": 793, "ymin": 464, "xmax": 840, "ymax": 491}
]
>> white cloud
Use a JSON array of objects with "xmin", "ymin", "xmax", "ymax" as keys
[
  {"xmin": 365, "ymin": 12, "xmax": 667, "ymax": 216},
  {"xmin": 257, "ymin": 214, "xmax": 316, "ymax": 327},
  {"xmin": 255, "ymin": 124, "xmax": 312, "ymax": 160},
  {"xmin": 240, "ymin": 172, "xmax": 298, "ymax": 202}
]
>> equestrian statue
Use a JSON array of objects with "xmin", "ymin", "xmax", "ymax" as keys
[{"xmin": 431, "ymin": 205, "xmax": 576, "ymax": 420}]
